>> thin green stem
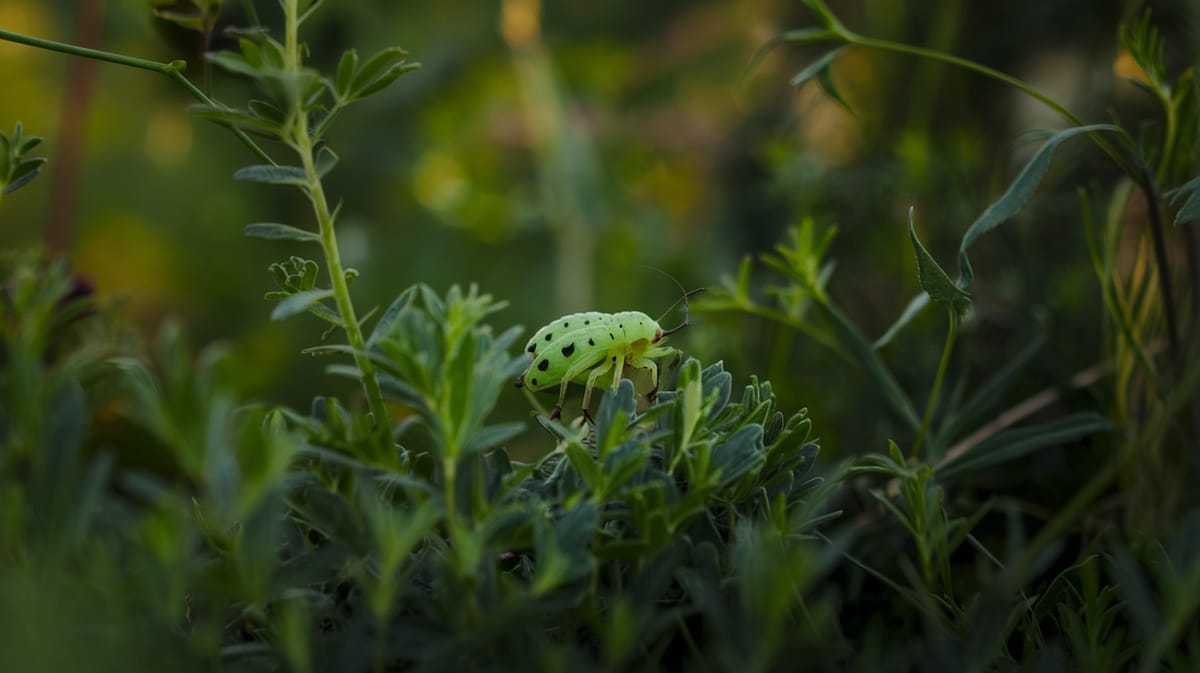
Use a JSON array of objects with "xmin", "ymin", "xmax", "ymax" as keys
[
  {"xmin": 912, "ymin": 314, "xmax": 957, "ymax": 461},
  {"xmin": 281, "ymin": 0, "xmax": 390, "ymax": 447},
  {"xmin": 836, "ymin": 31, "xmax": 1138, "ymax": 179},
  {"xmin": 0, "ymin": 27, "xmax": 274, "ymax": 165}
]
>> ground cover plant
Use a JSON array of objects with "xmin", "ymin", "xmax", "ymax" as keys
[{"xmin": 1, "ymin": 0, "xmax": 1198, "ymax": 671}]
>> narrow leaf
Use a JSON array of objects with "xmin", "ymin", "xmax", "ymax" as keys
[
  {"xmin": 3, "ymin": 161, "xmax": 44, "ymax": 194},
  {"xmin": 354, "ymin": 62, "xmax": 420, "ymax": 99},
  {"xmin": 818, "ymin": 301, "xmax": 921, "ymax": 430},
  {"xmin": 874, "ymin": 293, "xmax": 930, "ymax": 349},
  {"xmin": 958, "ymin": 124, "xmax": 1120, "ymax": 287},
  {"xmin": 791, "ymin": 47, "xmax": 847, "ymax": 90},
  {"xmin": 244, "ymin": 222, "xmax": 320, "ymax": 242},
  {"xmin": 1169, "ymin": 176, "xmax": 1200, "ymax": 226},
  {"xmin": 336, "ymin": 49, "xmax": 358, "ymax": 96},
  {"xmin": 234, "ymin": 164, "xmax": 309, "ymax": 186},
  {"xmin": 315, "ymin": 145, "xmax": 338, "ymax": 178},
  {"xmin": 205, "ymin": 51, "xmax": 264, "ymax": 79},
  {"xmin": 936, "ymin": 412, "xmax": 1114, "ymax": 480},
  {"xmin": 350, "ymin": 47, "xmax": 409, "ymax": 92},
  {"xmin": 271, "ymin": 289, "xmax": 334, "ymax": 321}
]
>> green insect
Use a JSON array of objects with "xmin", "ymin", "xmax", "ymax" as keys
[{"xmin": 515, "ymin": 288, "xmax": 703, "ymax": 420}]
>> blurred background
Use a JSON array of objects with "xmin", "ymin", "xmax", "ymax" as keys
[{"xmin": 1, "ymin": 0, "xmax": 1194, "ymax": 458}]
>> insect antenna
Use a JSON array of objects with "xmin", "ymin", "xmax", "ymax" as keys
[
  {"xmin": 659, "ymin": 287, "xmax": 705, "ymax": 336},
  {"xmin": 635, "ymin": 265, "xmax": 704, "ymax": 337}
]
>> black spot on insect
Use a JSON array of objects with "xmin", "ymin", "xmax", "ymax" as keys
[
  {"xmin": 531, "ymin": 378, "xmax": 538, "ymax": 386},
  {"xmin": 611, "ymin": 356, "xmax": 616, "ymax": 362},
  {"xmin": 537, "ymin": 359, "xmax": 550, "ymax": 371},
  {"xmin": 526, "ymin": 343, "xmax": 536, "ymax": 353},
  {"xmin": 561, "ymin": 343, "xmax": 575, "ymax": 357},
  {"xmin": 544, "ymin": 333, "xmax": 553, "ymax": 341},
  {"xmin": 609, "ymin": 333, "xmax": 615, "ymax": 340},
  {"xmin": 563, "ymin": 322, "xmax": 569, "ymax": 328},
  {"xmin": 619, "ymin": 324, "xmax": 623, "ymax": 328},
  {"xmin": 584, "ymin": 320, "xmax": 590, "ymax": 325},
  {"xmin": 587, "ymin": 338, "xmax": 594, "ymax": 346}
]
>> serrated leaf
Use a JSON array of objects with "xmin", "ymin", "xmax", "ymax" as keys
[
  {"xmin": 271, "ymin": 289, "xmax": 334, "ymax": 321},
  {"xmin": 244, "ymin": 222, "xmax": 320, "ymax": 242},
  {"xmin": 957, "ymin": 124, "xmax": 1120, "ymax": 287},
  {"xmin": 234, "ymin": 164, "xmax": 309, "ymax": 186},
  {"xmin": 908, "ymin": 209, "xmax": 972, "ymax": 319}
]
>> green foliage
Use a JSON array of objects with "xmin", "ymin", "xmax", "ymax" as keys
[
  {"xmin": 2, "ymin": 0, "xmax": 1199, "ymax": 671},
  {"xmin": 0, "ymin": 122, "xmax": 47, "ymax": 203}
]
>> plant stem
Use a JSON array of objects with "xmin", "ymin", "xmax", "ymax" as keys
[
  {"xmin": 0, "ymin": 28, "xmax": 274, "ymax": 165},
  {"xmin": 281, "ymin": 0, "xmax": 391, "ymax": 447},
  {"xmin": 835, "ymin": 30, "xmax": 1137, "ymax": 182},
  {"xmin": 1138, "ymin": 170, "xmax": 1181, "ymax": 358},
  {"xmin": 912, "ymin": 314, "xmax": 957, "ymax": 461}
]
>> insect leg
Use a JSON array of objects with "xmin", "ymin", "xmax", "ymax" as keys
[
  {"xmin": 551, "ymin": 350, "xmax": 609, "ymax": 420},
  {"xmin": 626, "ymin": 357, "xmax": 658, "ymax": 393},
  {"xmin": 581, "ymin": 357, "xmax": 615, "ymax": 412}
]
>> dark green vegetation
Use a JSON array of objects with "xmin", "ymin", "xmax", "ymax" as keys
[{"xmin": 1, "ymin": 1, "xmax": 1198, "ymax": 671}]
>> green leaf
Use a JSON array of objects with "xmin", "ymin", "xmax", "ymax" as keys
[
  {"xmin": 817, "ymin": 301, "xmax": 921, "ymax": 430},
  {"xmin": 315, "ymin": 145, "xmax": 338, "ymax": 178},
  {"xmin": 271, "ymin": 289, "xmax": 334, "ymax": 321},
  {"xmin": 791, "ymin": 47, "xmax": 848, "ymax": 103},
  {"xmin": 936, "ymin": 412, "xmax": 1115, "ymax": 480},
  {"xmin": 190, "ymin": 104, "xmax": 284, "ymax": 137},
  {"xmin": 354, "ymin": 62, "xmax": 420, "ymax": 99},
  {"xmin": 206, "ymin": 51, "xmax": 265, "ymax": 79},
  {"xmin": 234, "ymin": 164, "xmax": 309, "ymax": 186},
  {"xmin": 3, "ymin": 159, "xmax": 45, "ymax": 195},
  {"xmin": 873, "ymin": 293, "xmax": 930, "ymax": 349},
  {"xmin": 712, "ymin": 425, "xmax": 765, "ymax": 487},
  {"xmin": 1169, "ymin": 175, "xmax": 1200, "ymax": 226},
  {"xmin": 247, "ymin": 99, "xmax": 286, "ymax": 124},
  {"xmin": 931, "ymin": 335, "xmax": 1045, "ymax": 451},
  {"xmin": 335, "ymin": 49, "xmax": 358, "ymax": 96},
  {"xmin": 958, "ymin": 124, "xmax": 1120, "ymax": 287},
  {"xmin": 908, "ymin": 209, "xmax": 972, "ymax": 319},
  {"xmin": 244, "ymin": 222, "xmax": 320, "ymax": 242},
  {"xmin": 464, "ymin": 421, "xmax": 525, "ymax": 454},
  {"xmin": 565, "ymin": 442, "xmax": 603, "ymax": 492},
  {"xmin": 350, "ymin": 47, "xmax": 410, "ymax": 94},
  {"xmin": 153, "ymin": 8, "xmax": 205, "ymax": 31},
  {"xmin": 18, "ymin": 134, "xmax": 42, "ymax": 154}
]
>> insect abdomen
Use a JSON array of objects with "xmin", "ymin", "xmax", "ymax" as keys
[{"xmin": 524, "ymin": 311, "xmax": 608, "ymax": 357}]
